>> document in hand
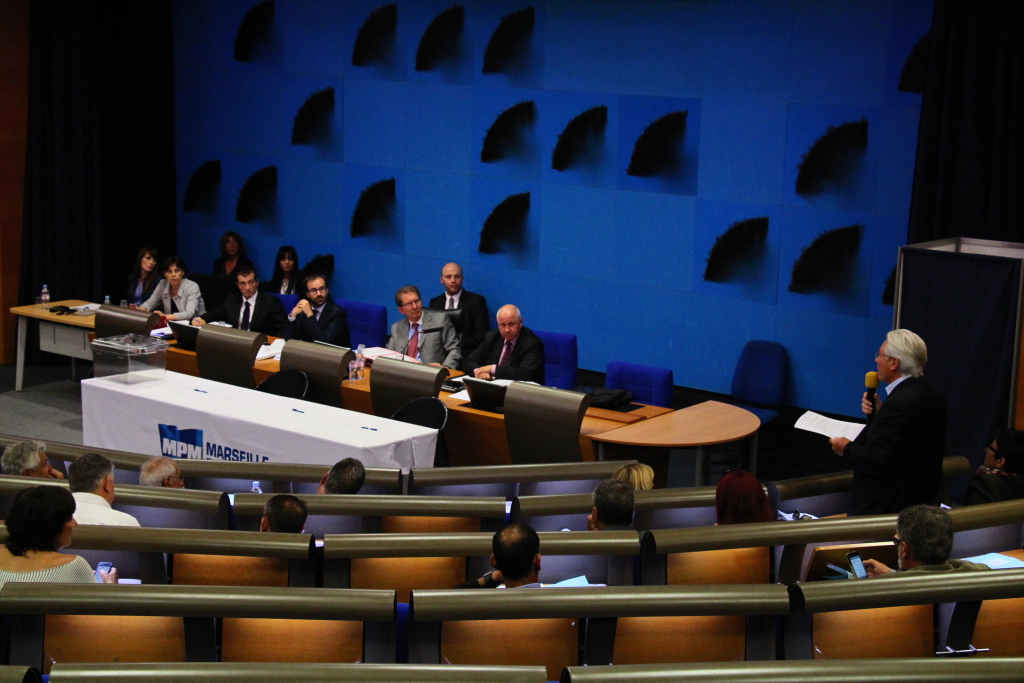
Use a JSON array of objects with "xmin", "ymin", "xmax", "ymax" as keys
[{"xmin": 794, "ymin": 411, "xmax": 865, "ymax": 441}]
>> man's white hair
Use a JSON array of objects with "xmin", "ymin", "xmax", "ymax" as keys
[
  {"xmin": 0, "ymin": 441, "xmax": 46, "ymax": 476},
  {"xmin": 886, "ymin": 329, "xmax": 927, "ymax": 378},
  {"xmin": 139, "ymin": 456, "xmax": 180, "ymax": 487}
]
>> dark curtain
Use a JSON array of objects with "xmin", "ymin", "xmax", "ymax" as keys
[
  {"xmin": 19, "ymin": 1, "xmax": 176, "ymax": 348},
  {"xmin": 908, "ymin": 0, "xmax": 1024, "ymax": 244}
]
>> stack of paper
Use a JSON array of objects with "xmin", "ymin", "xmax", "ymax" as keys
[
  {"xmin": 794, "ymin": 411, "xmax": 866, "ymax": 441},
  {"xmin": 256, "ymin": 338, "xmax": 287, "ymax": 361}
]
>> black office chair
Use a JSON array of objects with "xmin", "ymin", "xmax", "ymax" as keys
[
  {"xmin": 256, "ymin": 369, "xmax": 309, "ymax": 400},
  {"xmin": 391, "ymin": 396, "xmax": 449, "ymax": 467}
]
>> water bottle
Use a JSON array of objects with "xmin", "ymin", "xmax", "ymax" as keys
[
  {"xmin": 348, "ymin": 360, "xmax": 357, "ymax": 381},
  {"xmin": 251, "ymin": 481, "xmax": 262, "ymax": 494},
  {"xmin": 40, "ymin": 284, "xmax": 50, "ymax": 304},
  {"xmin": 103, "ymin": 295, "xmax": 111, "ymax": 305},
  {"xmin": 355, "ymin": 344, "xmax": 366, "ymax": 380}
]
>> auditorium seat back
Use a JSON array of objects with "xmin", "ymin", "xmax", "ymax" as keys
[
  {"xmin": 503, "ymin": 383, "xmax": 590, "ymax": 465},
  {"xmin": 533, "ymin": 329, "xmax": 578, "ymax": 389},
  {"xmin": 195, "ymin": 326, "xmax": 266, "ymax": 389},
  {"xmin": 280, "ymin": 339, "xmax": 353, "ymax": 409},
  {"xmin": 334, "ymin": 298, "xmax": 388, "ymax": 349},
  {"xmin": 605, "ymin": 361, "xmax": 673, "ymax": 408},
  {"xmin": 369, "ymin": 357, "xmax": 449, "ymax": 419},
  {"xmin": 266, "ymin": 292, "xmax": 300, "ymax": 313},
  {"xmin": 94, "ymin": 304, "xmax": 161, "ymax": 340}
]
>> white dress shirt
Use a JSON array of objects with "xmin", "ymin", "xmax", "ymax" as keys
[
  {"xmin": 884, "ymin": 375, "xmax": 909, "ymax": 397},
  {"xmin": 72, "ymin": 492, "xmax": 141, "ymax": 527},
  {"xmin": 445, "ymin": 291, "xmax": 461, "ymax": 309}
]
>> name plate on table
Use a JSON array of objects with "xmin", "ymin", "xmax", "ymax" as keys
[{"xmin": 81, "ymin": 371, "xmax": 438, "ymax": 471}]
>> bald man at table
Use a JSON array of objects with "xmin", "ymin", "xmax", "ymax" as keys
[{"xmin": 462, "ymin": 305, "xmax": 545, "ymax": 384}]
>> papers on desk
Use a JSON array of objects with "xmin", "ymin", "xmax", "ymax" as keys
[
  {"xmin": 961, "ymin": 552, "xmax": 1024, "ymax": 569},
  {"xmin": 256, "ymin": 338, "xmax": 286, "ymax": 361},
  {"xmin": 363, "ymin": 347, "xmax": 417, "ymax": 363},
  {"xmin": 795, "ymin": 411, "xmax": 865, "ymax": 441},
  {"xmin": 71, "ymin": 303, "xmax": 101, "ymax": 312},
  {"xmin": 447, "ymin": 379, "xmax": 514, "ymax": 401},
  {"xmin": 149, "ymin": 326, "xmax": 173, "ymax": 337}
]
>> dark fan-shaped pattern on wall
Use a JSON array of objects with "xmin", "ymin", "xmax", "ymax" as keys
[
  {"xmin": 788, "ymin": 224, "xmax": 863, "ymax": 294},
  {"xmin": 483, "ymin": 7, "xmax": 534, "ymax": 74},
  {"xmin": 882, "ymin": 266, "xmax": 897, "ymax": 305},
  {"xmin": 627, "ymin": 110, "xmax": 688, "ymax": 177},
  {"xmin": 233, "ymin": 0, "xmax": 274, "ymax": 62},
  {"xmin": 795, "ymin": 120, "xmax": 868, "ymax": 196},
  {"xmin": 898, "ymin": 31, "xmax": 930, "ymax": 94},
  {"xmin": 291, "ymin": 87, "xmax": 335, "ymax": 145},
  {"xmin": 352, "ymin": 3, "xmax": 397, "ymax": 67},
  {"xmin": 235, "ymin": 166, "xmax": 277, "ymax": 223},
  {"xmin": 350, "ymin": 178, "xmax": 396, "ymax": 237},
  {"xmin": 302, "ymin": 254, "xmax": 335, "ymax": 285},
  {"xmin": 551, "ymin": 105, "xmax": 607, "ymax": 172},
  {"xmin": 481, "ymin": 101, "xmax": 536, "ymax": 163},
  {"xmin": 479, "ymin": 192, "xmax": 530, "ymax": 254},
  {"xmin": 416, "ymin": 5, "xmax": 464, "ymax": 71},
  {"xmin": 703, "ymin": 217, "xmax": 769, "ymax": 283},
  {"xmin": 182, "ymin": 160, "xmax": 221, "ymax": 213}
]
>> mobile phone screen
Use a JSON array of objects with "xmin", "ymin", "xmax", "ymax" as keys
[{"xmin": 847, "ymin": 552, "xmax": 867, "ymax": 579}]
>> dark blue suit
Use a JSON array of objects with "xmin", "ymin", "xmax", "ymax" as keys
[{"xmin": 286, "ymin": 298, "xmax": 351, "ymax": 348}]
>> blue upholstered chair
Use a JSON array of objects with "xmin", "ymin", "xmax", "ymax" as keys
[
  {"xmin": 533, "ymin": 329, "xmax": 578, "ymax": 389},
  {"xmin": 605, "ymin": 361, "xmax": 673, "ymax": 408},
  {"xmin": 334, "ymin": 298, "xmax": 388, "ymax": 348},
  {"xmin": 266, "ymin": 292, "xmax": 299, "ymax": 315},
  {"xmin": 728, "ymin": 339, "xmax": 789, "ymax": 476}
]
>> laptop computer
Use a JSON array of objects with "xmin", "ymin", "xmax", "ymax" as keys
[
  {"xmin": 169, "ymin": 320, "xmax": 200, "ymax": 352},
  {"xmin": 463, "ymin": 377, "xmax": 508, "ymax": 413}
]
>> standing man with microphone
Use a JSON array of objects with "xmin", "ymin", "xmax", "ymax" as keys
[{"xmin": 829, "ymin": 329, "xmax": 947, "ymax": 516}]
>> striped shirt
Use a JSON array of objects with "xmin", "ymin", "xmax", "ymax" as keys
[{"xmin": 0, "ymin": 555, "xmax": 97, "ymax": 588}]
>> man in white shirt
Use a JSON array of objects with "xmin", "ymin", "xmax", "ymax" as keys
[{"xmin": 68, "ymin": 453, "xmax": 141, "ymax": 527}]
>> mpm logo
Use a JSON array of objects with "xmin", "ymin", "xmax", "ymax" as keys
[{"xmin": 159, "ymin": 424, "xmax": 203, "ymax": 459}]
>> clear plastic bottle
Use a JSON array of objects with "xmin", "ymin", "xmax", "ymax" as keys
[
  {"xmin": 40, "ymin": 284, "xmax": 50, "ymax": 304},
  {"xmin": 251, "ymin": 481, "xmax": 262, "ymax": 494},
  {"xmin": 355, "ymin": 344, "xmax": 366, "ymax": 380},
  {"xmin": 103, "ymin": 295, "xmax": 111, "ymax": 305},
  {"xmin": 348, "ymin": 360, "xmax": 357, "ymax": 381}
]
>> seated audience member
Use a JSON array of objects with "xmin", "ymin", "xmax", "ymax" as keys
[
  {"xmin": 192, "ymin": 266, "xmax": 287, "ymax": 336},
  {"xmin": 127, "ymin": 245, "xmax": 160, "ymax": 306},
  {"xmin": 259, "ymin": 494, "xmax": 307, "ymax": 533},
  {"xmin": 139, "ymin": 456, "xmax": 185, "ymax": 489},
  {"xmin": 212, "ymin": 230, "xmax": 254, "ymax": 278},
  {"xmin": 463, "ymin": 305, "xmax": 544, "ymax": 384},
  {"xmin": 715, "ymin": 469, "xmax": 773, "ymax": 525},
  {"xmin": 68, "ymin": 453, "xmax": 140, "ymax": 527},
  {"xmin": 0, "ymin": 486, "xmax": 118, "ymax": 587},
  {"xmin": 268, "ymin": 245, "xmax": 300, "ymax": 295},
  {"xmin": 457, "ymin": 522, "xmax": 541, "ymax": 589},
  {"xmin": 285, "ymin": 272, "xmax": 350, "ymax": 347},
  {"xmin": 428, "ymin": 262, "xmax": 490, "ymax": 357},
  {"xmin": 317, "ymin": 458, "xmax": 365, "ymax": 495},
  {"xmin": 613, "ymin": 462, "xmax": 654, "ymax": 491},
  {"xmin": 587, "ymin": 479, "xmax": 635, "ymax": 530},
  {"xmin": 966, "ymin": 428, "xmax": 1024, "ymax": 506},
  {"xmin": 865, "ymin": 504, "xmax": 990, "ymax": 576},
  {"xmin": 385, "ymin": 285, "xmax": 460, "ymax": 369},
  {"xmin": 136, "ymin": 256, "xmax": 206, "ymax": 322},
  {"xmin": 1, "ymin": 441, "xmax": 63, "ymax": 479}
]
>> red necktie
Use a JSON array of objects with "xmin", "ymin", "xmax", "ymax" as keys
[
  {"xmin": 498, "ymin": 340, "xmax": 512, "ymax": 366},
  {"xmin": 407, "ymin": 323, "xmax": 419, "ymax": 360}
]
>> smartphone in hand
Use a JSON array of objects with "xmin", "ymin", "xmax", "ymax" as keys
[
  {"xmin": 95, "ymin": 561, "xmax": 113, "ymax": 582},
  {"xmin": 847, "ymin": 551, "xmax": 867, "ymax": 579}
]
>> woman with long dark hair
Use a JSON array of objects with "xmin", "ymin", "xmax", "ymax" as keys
[
  {"xmin": 269, "ymin": 246, "xmax": 300, "ymax": 295},
  {"xmin": 0, "ymin": 486, "xmax": 118, "ymax": 587},
  {"xmin": 715, "ymin": 469, "xmax": 774, "ymax": 525},
  {"xmin": 212, "ymin": 231, "xmax": 254, "ymax": 278},
  {"xmin": 126, "ymin": 245, "xmax": 160, "ymax": 306}
]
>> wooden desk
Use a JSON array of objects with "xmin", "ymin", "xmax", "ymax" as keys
[
  {"xmin": 11, "ymin": 299, "xmax": 96, "ymax": 391},
  {"xmin": 591, "ymin": 401, "xmax": 760, "ymax": 487}
]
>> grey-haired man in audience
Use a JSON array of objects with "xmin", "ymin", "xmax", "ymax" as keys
[
  {"xmin": 865, "ymin": 505, "xmax": 989, "ymax": 576},
  {"xmin": 317, "ymin": 458, "xmax": 365, "ymax": 495},
  {"xmin": 68, "ymin": 453, "xmax": 140, "ymax": 527},
  {"xmin": 1, "ymin": 441, "xmax": 63, "ymax": 479},
  {"xmin": 139, "ymin": 456, "xmax": 185, "ymax": 488},
  {"xmin": 260, "ymin": 494, "xmax": 307, "ymax": 533}
]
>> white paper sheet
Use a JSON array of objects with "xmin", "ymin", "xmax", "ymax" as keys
[
  {"xmin": 256, "ymin": 338, "xmax": 286, "ymax": 360},
  {"xmin": 794, "ymin": 411, "xmax": 866, "ymax": 441},
  {"xmin": 149, "ymin": 326, "xmax": 173, "ymax": 337},
  {"xmin": 447, "ymin": 379, "xmax": 515, "ymax": 401}
]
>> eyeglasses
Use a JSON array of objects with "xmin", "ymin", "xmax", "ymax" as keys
[
  {"xmin": 875, "ymin": 352, "xmax": 891, "ymax": 360},
  {"xmin": 892, "ymin": 534, "xmax": 902, "ymax": 547},
  {"xmin": 985, "ymin": 444, "xmax": 998, "ymax": 455},
  {"xmin": 307, "ymin": 286, "xmax": 327, "ymax": 294},
  {"xmin": 400, "ymin": 299, "xmax": 421, "ymax": 308}
]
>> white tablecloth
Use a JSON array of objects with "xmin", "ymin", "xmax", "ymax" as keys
[{"xmin": 81, "ymin": 372, "xmax": 437, "ymax": 471}]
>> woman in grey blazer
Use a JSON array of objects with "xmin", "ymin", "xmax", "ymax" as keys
[{"xmin": 136, "ymin": 256, "xmax": 206, "ymax": 322}]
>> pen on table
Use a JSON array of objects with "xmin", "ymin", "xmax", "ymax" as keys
[
  {"xmin": 361, "ymin": 426, "xmax": 378, "ymax": 431},
  {"xmin": 292, "ymin": 408, "xmax": 304, "ymax": 414},
  {"xmin": 193, "ymin": 389, "xmax": 207, "ymax": 393}
]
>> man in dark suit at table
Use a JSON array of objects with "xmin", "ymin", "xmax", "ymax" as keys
[
  {"xmin": 284, "ymin": 272, "xmax": 351, "ymax": 348},
  {"xmin": 428, "ymin": 262, "xmax": 490, "ymax": 357},
  {"xmin": 828, "ymin": 329, "xmax": 947, "ymax": 516},
  {"xmin": 463, "ymin": 304, "xmax": 545, "ymax": 384},
  {"xmin": 192, "ymin": 266, "xmax": 287, "ymax": 336}
]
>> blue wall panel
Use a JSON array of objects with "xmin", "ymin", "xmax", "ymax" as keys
[{"xmin": 172, "ymin": 0, "xmax": 931, "ymax": 417}]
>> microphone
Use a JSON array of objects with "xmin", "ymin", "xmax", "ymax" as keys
[{"xmin": 865, "ymin": 371, "xmax": 879, "ymax": 425}]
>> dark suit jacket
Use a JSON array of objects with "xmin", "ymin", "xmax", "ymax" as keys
[
  {"xmin": 201, "ymin": 291, "xmax": 287, "ymax": 337},
  {"xmin": 463, "ymin": 326, "xmax": 545, "ymax": 384},
  {"xmin": 964, "ymin": 472, "xmax": 1024, "ymax": 506},
  {"xmin": 429, "ymin": 289, "xmax": 490, "ymax": 356},
  {"xmin": 285, "ymin": 298, "xmax": 351, "ymax": 348},
  {"xmin": 845, "ymin": 376, "xmax": 947, "ymax": 516}
]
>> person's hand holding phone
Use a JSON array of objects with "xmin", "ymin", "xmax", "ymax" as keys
[
  {"xmin": 862, "ymin": 559, "xmax": 892, "ymax": 577},
  {"xmin": 96, "ymin": 561, "xmax": 119, "ymax": 584}
]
